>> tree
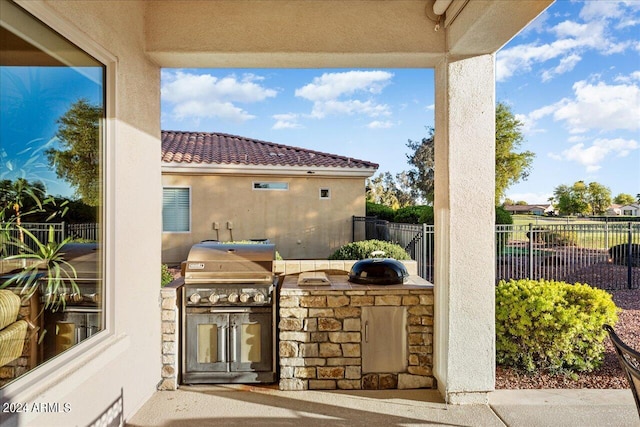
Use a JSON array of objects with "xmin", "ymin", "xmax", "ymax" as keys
[
  {"xmin": 552, "ymin": 181, "xmax": 611, "ymax": 216},
  {"xmin": 586, "ymin": 182, "xmax": 612, "ymax": 215},
  {"xmin": 613, "ymin": 193, "xmax": 636, "ymax": 205},
  {"xmin": 1, "ymin": 178, "xmax": 47, "ymax": 245},
  {"xmin": 405, "ymin": 127, "xmax": 435, "ymax": 204},
  {"xmin": 366, "ymin": 172, "xmax": 413, "ymax": 209},
  {"xmin": 495, "ymin": 102, "xmax": 535, "ymax": 202},
  {"xmin": 404, "ymin": 103, "xmax": 534, "ymax": 204},
  {"xmin": 46, "ymin": 99, "xmax": 102, "ymax": 206}
]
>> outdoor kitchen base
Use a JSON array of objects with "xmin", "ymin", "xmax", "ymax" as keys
[{"xmin": 278, "ymin": 274, "xmax": 435, "ymax": 391}]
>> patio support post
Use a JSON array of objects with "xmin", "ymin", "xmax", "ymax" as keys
[{"xmin": 433, "ymin": 54, "xmax": 496, "ymax": 404}]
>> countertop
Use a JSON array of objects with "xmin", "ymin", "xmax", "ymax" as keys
[{"xmin": 280, "ymin": 273, "xmax": 433, "ymax": 291}]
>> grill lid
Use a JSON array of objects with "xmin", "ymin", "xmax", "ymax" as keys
[
  {"xmin": 184, "ymin": 242, "xmax": 275, "ymax": 284},
  {"xmin": 348, "ymin": 258, "xmax": 409, "ymax": 285}
]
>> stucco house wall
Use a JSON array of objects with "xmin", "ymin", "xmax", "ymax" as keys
[
  {"xmin": 162, "ymin": 173, "xmax": 368, "ymax": 263},
  {"xmin": 3, "ymin": 1, "xmax": 161, "ymax": 426}
]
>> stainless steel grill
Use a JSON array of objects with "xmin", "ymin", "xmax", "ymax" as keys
[
  {"xmin": 181, "ymin": 242, "xmax": 279, "ymax": 384},
  {"xmin": 44, "ymin": 243, "xmax": 102, "ymax": 359}
]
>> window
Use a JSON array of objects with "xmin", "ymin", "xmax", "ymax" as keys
[
  {"xmin": 320, "ymin": 188, "xmax": 331, "ymax": 199},
  {"xmin": 163, "ymin": 187, "xmax": 191, "ymax": 232},
  {"xmin": 0, "ymin": 0, "xmax": 105, "ymax": 387},
  {"xmin": 253, "ymin": 182, "xmax": 289, "ymax": 191}
]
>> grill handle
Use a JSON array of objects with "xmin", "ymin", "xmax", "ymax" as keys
[
  {"xmin": 364, "ymin": 321, "xmax": 369, "ymax": 343},
  {"xmin": 230, "ymin": 324, "xmax": 237, "ymax": 362},
  {"xmin": 219, "ymin": 325, "xmax": 227, "ymax": 363}
]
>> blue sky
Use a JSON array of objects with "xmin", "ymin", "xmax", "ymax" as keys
[{"xmin": 161, "ymin": 0, "xmax": 639, "ymax": 205}]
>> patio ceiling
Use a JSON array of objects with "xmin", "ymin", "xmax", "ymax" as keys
[{"xmin": 144, "ymin": 0, "xmax": 552, "ymax": 68}]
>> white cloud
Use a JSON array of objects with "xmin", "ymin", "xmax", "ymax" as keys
[
  {"xmin": 272, "ymin": 113, "xmax": 303, "ymax": 130},
  {"xmin": 496, "ymin": 2, "xmax": 638, "ymax": 82},
  {"xmin": 614, "ymin": 71, "xmax": 640, "ymax": 83},
  {"xmin": 518, "ymin": 74, "xmax": 640, "ymax": 134},
  {"xmin": 548, "ymin": 137, "xmax": 639, "ymax": 172},
  {"xmin": 162, "ymin": 70, "xmax": 277, "ymax": 123},
  {"xmin": 367, "ymin": 120, "xmax": 394, "ymax": 129},
  {"xmin": 553, "ymin": 79, "xmax": 640, "ymax": 133},
  {"xmin": 309, "ymin": 99, "xmax": 391, "ymax": 119},
  {"xmin": 541, "ymin": 53, "xmax": 581, "ymax": 82},
  {"xmin": 295, "ymin": 71, "xmax": 393, "ymax": 101},
  {"xmin": 295, "ymin": 71, "xmax": 393, "ymax": 119}
]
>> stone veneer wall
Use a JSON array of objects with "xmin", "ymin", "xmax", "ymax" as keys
[
  {"xmin": 277, "ymin": 261, "xmax": 434, "ymax": 391},
  {"xmin": 159, "ymin": 280, "xmax": 182, "ymax": 390}
]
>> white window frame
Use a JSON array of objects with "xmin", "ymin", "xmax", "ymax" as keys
[
  {"xmin": 0, "ymin": 0, "xmax": 117, "ymax": 400},
  {"xmin": 252, "ymin": 181, "xmax": 289, "ymax": 191},
  {"xmin": 162, "ymin": 186, "xmax": 192, "ymax": 233},
  {"xmin": 320, "ymin": 188, "xmax": 331, "ymax": 199}
]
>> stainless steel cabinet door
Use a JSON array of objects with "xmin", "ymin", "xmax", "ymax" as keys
[
  {"xmin": 185, "ymin": 313, "xmax": 229, "ymax": 372},
  {"xmin": 229, "ymin": 312, "xmax": 273, "ymax": 372},
  {"xmin": 361, "ymin": 306, "xmax": 407, "ymax": 373}
]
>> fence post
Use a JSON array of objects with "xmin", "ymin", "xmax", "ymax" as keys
[
  {"xmin": 352, "ymin": 215, "xmax": 355, "ymax": 242},
  {"xmin": 528, "ymin": 223, "xmax": 534, "ymax": 279},
  {"xmin": 628, "ymin": 222, "xmax": 633, "ymax": 290},
  {"xmin": 422, "ymin": 222, "xmax": 427, "ymax": 279}
]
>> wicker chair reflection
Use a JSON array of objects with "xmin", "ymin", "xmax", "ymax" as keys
[{"xmin": 604, "ymin": 324, "xmax": 640, "ymax": 417}]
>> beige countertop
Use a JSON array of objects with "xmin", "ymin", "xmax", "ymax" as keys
[{"xmin": 280, "ymin": 273, "xmax": 433, "ymax": 291}]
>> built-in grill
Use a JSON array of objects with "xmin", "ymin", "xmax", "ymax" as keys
[
  {"xmin": 44, "ymin": 243, "xmax": 102, "ymax": 359},
  {"xmin": 181, "ymin": 242, "xmax": 279, "ymax": 384}
]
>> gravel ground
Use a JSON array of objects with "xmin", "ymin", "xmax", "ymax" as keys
[{"xmin": 496, "ymin": 285, "xmax": 639, "ymax": 389}]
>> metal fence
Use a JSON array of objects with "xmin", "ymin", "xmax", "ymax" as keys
[
  {"xmin": 1, "ymin": 222, "xmax": 99, "ymax": 256},
  {"xmin": 353, "ymin": 217, "xmax": 435, "ymax": 282},
  {"xmin": 353, "ymin": 216, "xmax": 639, "ymax": 290}
]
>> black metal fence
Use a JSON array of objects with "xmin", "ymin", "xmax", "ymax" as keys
[
  {"xmin": 353, "ymin": 216, "xmax": 639, "ymax": 290},
  {"xmin": 1, "ymin": 222, "xmax": 99, "ymax": 256}
]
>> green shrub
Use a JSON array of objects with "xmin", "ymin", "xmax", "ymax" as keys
[
  {"xmin": 496, "ymin": 206, "xmax": 513, "ymax": 254},
  {"xmin": 496, "ymin": 279, "xmax": 618, "ymax": 374},
  {"xmin": 365, "ymin": 202, "xmax": 395, "ymax": 221},
  {"xmin": 161, "ymin": 264, "xmax": 174, "ymax": 287},
  {"xmin": 527, "ymin": 228, "xmax": 578, "ymax": 247},
  {"xmin": 328, "ymin": 240, "xmax": 410, "ymax": 260},
  {"xmin": 542, "ymin": 230, "xmax": 578, "ymax": 247},
  {"xmin": 393, "ymin": 206, "xmax": 433, "ymax": 224},
  {"xmin": 496, "ymin": 206, "xmax": 513, "ymax": 225}
]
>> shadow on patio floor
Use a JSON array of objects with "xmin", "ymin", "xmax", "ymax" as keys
[{"xmin": 126, "ymin": 385, "xmax": 503, "ymax": 427}]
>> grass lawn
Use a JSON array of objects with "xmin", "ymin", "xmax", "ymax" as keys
[{"xmin": 511, "ymin": 215, "xmax": 608, "ymax": 226}]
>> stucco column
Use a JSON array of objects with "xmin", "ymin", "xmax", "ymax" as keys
[{"xmin": 433, "ymin": 54, "xmax": 495, "ymax": 404}]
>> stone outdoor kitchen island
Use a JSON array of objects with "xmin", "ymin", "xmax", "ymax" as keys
[{"xmin": 277, "ymin": 261, "xmax": 435, "ymax": 391}]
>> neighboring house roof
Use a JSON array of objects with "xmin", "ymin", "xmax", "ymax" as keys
[
  {"xmin": 161, "ymin": 130, "xmax": 379, "ymax": 177},
  {"xmin": 504, "ymin": 204, "xmax": 553, "ymax": 213}
]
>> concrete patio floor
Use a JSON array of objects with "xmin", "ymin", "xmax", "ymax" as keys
[{"xmin": 126, "ymin": 385, "xmax": 639, "ymax": 427}]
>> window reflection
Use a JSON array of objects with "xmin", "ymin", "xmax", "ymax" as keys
[{"xmin": 0, "ymin": 0, "xmax": 105, "ymax": 387}]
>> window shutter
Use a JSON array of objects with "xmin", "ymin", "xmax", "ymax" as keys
[{"xmin": 163, "ymin": 188, "xmax": 190, "ymax": 232}]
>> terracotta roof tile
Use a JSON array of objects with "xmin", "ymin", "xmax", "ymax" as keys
[{"xmin": 161, "ymin": 131, "xmax": 379, "ymax": 170}]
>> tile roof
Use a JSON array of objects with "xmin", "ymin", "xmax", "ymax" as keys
[{"xmin": 161, "ymin": 131, "xmax": 379, "ymax": 170}]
